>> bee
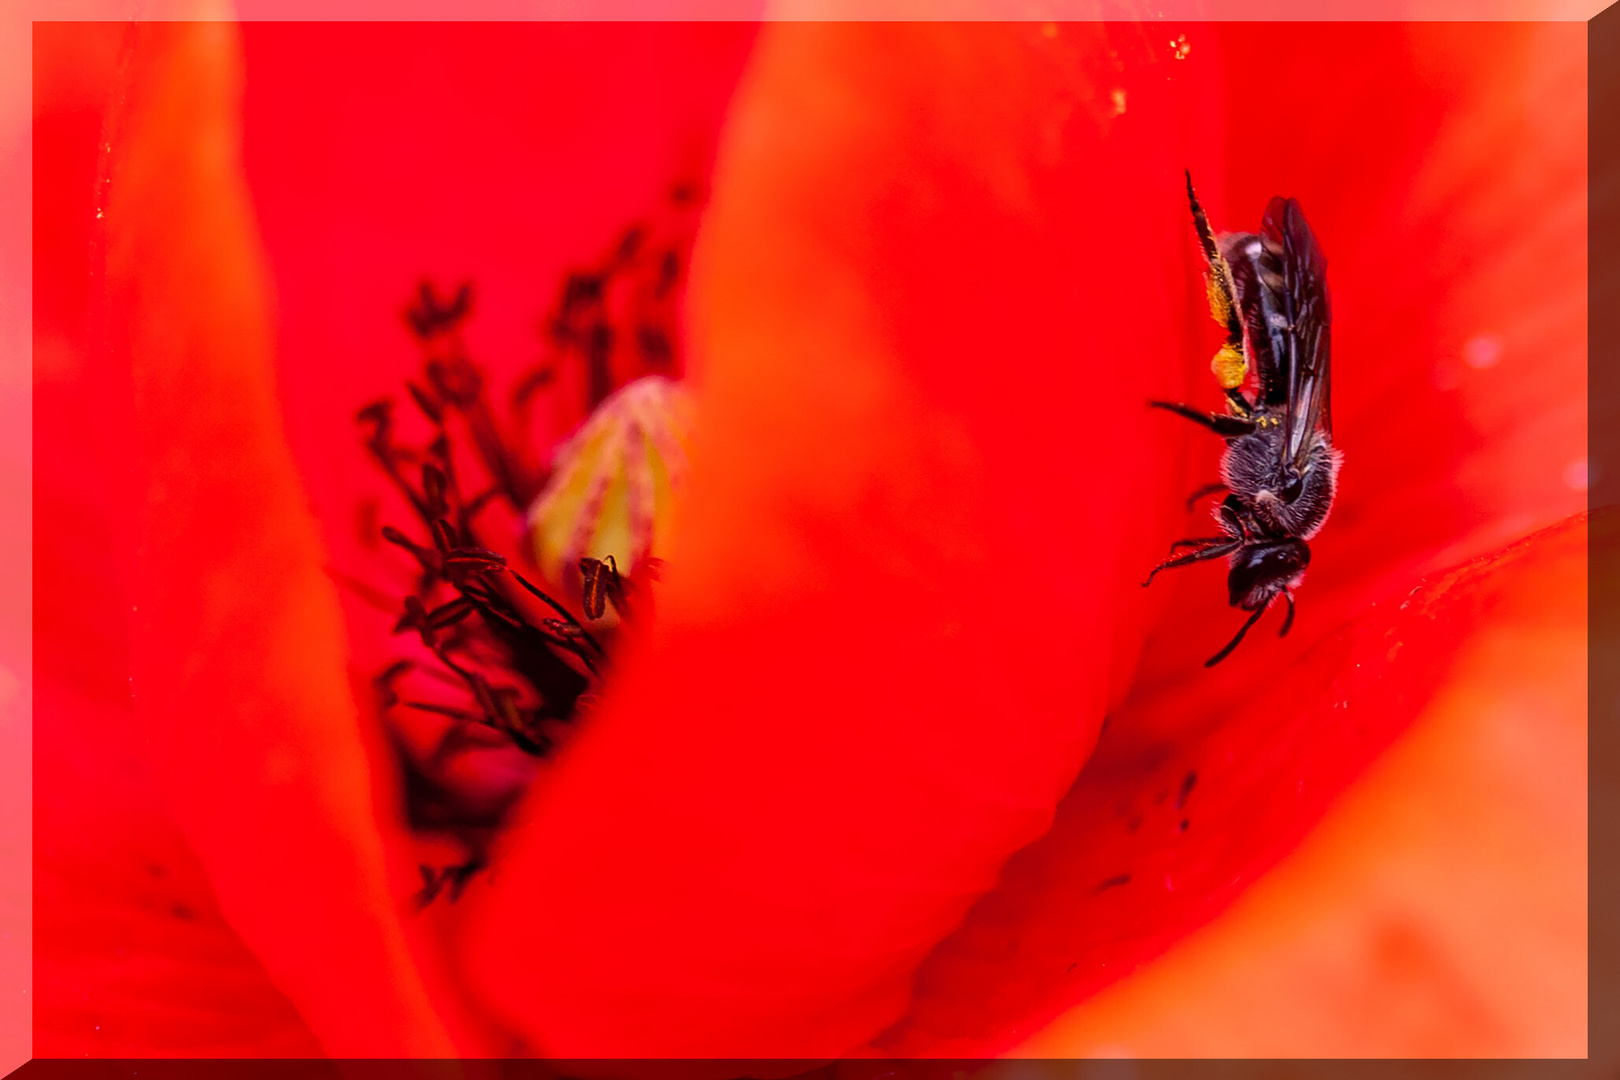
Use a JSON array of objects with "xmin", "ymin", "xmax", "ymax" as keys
[{"xmin": 1144, "ymin": 171, "xmax": 1340, "ymax": 667}]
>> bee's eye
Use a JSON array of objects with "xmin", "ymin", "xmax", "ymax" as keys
[{"xmin": 1282, "ymin": 475, "xmax": 1305, "ymax": 503}]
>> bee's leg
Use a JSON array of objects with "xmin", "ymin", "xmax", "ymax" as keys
[
  {"xmin": 1185, "ymin": 171, "xmax": 1247, "ymax": 372},
  {"xmin": 1169, "ymin": 534, "xmax": 1229, "ymax": 552},
  {"xmin": 1142, "ymin": 539, "xmax": 1240, "ymax": 587},
  {"xmin": 1218, "ymin": 498, "xmax": 1255, "ymax": 540},
  {"xmin": 1204, "ymin": 603, "xmax": 1269, "ymax": 668},
  {"xmin": 1223, "ymin": 388, "xmax": 1254, "ymax": 416},
  {"xmin": 1278, "ymin": 591, "xmax": 1296, "ymax": 637},
  {"xmin": 1149, "ymin": 400, "xmax": 1256, "ymax": 437},
  {"xmin": 1184, "ymin": 482, "xmax": 1228, "ymax": 510}
]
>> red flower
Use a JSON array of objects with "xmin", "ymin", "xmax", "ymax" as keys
[{"xmin": 33, "ymin": 17, "xmax": 1584, "ymax": 1058}]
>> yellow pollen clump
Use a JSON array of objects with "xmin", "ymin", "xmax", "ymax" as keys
[{"xmin": 1211, "ymin": 342, "xmax": 1247, "ymax": 389}]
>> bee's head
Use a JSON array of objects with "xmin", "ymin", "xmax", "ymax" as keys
[{"xmin": 1228, "ymin": 538, "xmax": 1310, "ymax": 611}]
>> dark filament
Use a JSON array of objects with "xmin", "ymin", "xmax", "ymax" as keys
[{"xmin": 357, "ymin": 189, "xmax": 698, "ymax": 903}]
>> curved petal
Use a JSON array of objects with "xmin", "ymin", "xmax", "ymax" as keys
[
  {"xmin": 47, "ymin": 14, "xmax": 1582, "ymax": 1060},
  {"xmin": 884, "ymin": 21, "xmax": 1586, "ymax": 1054},
  {"xmin": 34, "ymin": 675, "xmax": 326, "ymax": 1057},
  {"xmin": 101, "ymin": 19, "xmax": 454, "ymax": 1055},
  {"xmin": 34, "ymin": 20, "xmax": 320, "ymax": 1056},
  {"xmin": 460, "ymin": 19, "xmax": 1222, "ymax": 1056},
  {"xmin": 1018, "ymin": 512, "xmax": 1586, "ymax": 1056},
  {"xmin": 233, "ymin": 21, "xmax": 760, "ymax": 1047},
  {"xmin": 239, "ymin": 20, "xmax": 762, "ymax": 611}
]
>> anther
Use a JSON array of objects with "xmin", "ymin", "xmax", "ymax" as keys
[
  {"xmin": 362, "ymin": 190, "xmax": 694, "ymax": 906},
  {"xmin": 373, "ymin": 660, "xmax": 413, "ymax": 709},
  {"xmin": 356, "ymin": 400, "xmax": 392, "ymax": 432},
  {"xmin": 408, "ymin": 381, "xmax": 445, "ymax": 425},
  {"xmin": 422, "ymin": 465, "xmax": 449, "ymax": 519},
  {"xmin": 579, "ymin": 555, "xmax": 623, "ymax": 620},
  {"xmin": 427, "ymin": 357, "xmax": 484, "ymax": 409},
  {"xmin": 430, "ymin": 518, "xmax": 457, "ymax": 555},
  {"xmin": 398, "ymin": 595, "xmax": 437, "ymax": 649},
  {"xmin": 381, "ymin": 526, "xmax": 438, "ymax": 575},
  {"xmin": 616, "ymin": 226, "xmax": 645, "ymax": 262},
  {"xmin": 406, "ymin": 281, "xmax": 473, "ymax": 340},
  {"xmin": 426, "ymin": 596, "xmax": 477, "ymax": 630},
  {"xmin": 657, "ymin": 250, "xmax": 680, "ymax": 295}
]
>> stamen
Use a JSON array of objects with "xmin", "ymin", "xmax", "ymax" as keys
[
  {"xmin": 579, "ymin": 555, "xmax": 618, "ymax": 620},
  {"xmin": 358, "ymin": 190, "xmax": 696, "ymax": 904},
  {"xmin": 406, "ymin": 381, "xmax": 444, "ymax": 425},
  {"xmin": 507, "ymin": 568, "xmax": 603, "ymax": 656},
  {"xmin": 403, "ymin": 700, "xmax": 474, "ymax": 722}
]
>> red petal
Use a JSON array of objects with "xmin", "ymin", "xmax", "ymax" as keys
[
  {"xmin": 34, "ymin": 668, "xmax": 325, "ymax": 1056},
  {"xmin": 34, "ymin": 23, "xmax": 319, "ymax": 1055},
  {"xmin": 238, "ymin": 20, "xmax": 760, "ymax": 644},
  {"xmin": 460, "ymin": 21, "xmax": 1223, "ymax": 1056},
  {"xmin": 893, "ymin": 511, "xmax": 1587, "ymax": 1055},
  {"xmin": 232, "ymin": 23, "xmax": 758, "ymax": 1043},
  {"xmin": 885, "ymin": 22, "xmax": 1586, "ymax": 1053},
  {"xmin": 1018, "ymin": 512, "xmax": 1587, "ymax": 1055},
  {"xmin": 97, "ymin": 21, "xmax": 458, "ymax": 1055},
  {"xmin": 1219, "ymin": 22, "xmax": 1586, "ymax": 589}
]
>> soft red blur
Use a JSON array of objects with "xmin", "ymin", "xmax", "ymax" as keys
[
  {"xmin": 32, "ymin": 18, "xmax": 1584, "ymax": 1059},
  {"xmin": 883, "ymin": 20, "xmax": 1587, "ymax": 1054}
]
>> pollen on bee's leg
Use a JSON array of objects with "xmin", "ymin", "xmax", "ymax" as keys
[
  {"xmin": 1205, "ymin": 272, "xmax": 1233, "ymax": 326},
  {"xmin": 1211, "ymin": 342, "xmax": 1247, "ymax": 390}
]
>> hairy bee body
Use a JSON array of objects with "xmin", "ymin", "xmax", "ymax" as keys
[
  {"xmin": 1144, "ymin": 172, "xmax": 1338, "ymax": 667},
  {"xmin": 1220, "ymin": 422, "xmax": 1339, "ymax": 542}
]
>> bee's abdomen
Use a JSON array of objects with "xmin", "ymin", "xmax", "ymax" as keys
[{"xmin": 1291, "ymin": 436, "xmax": 1340, "ymax": 540}]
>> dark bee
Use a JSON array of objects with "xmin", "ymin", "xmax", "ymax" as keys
[{"xmin": 1144, "ymin": 171, "xmax": 1340, "ymax": 667}]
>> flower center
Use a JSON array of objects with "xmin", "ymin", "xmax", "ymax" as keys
[{"xmin": 353, "ymin": 190, "xmax": 697, "ymax": 906}]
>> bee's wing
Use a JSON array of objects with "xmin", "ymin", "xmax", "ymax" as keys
[{"xmin": 1262, "ymin": 196, "xmax": 1332, "ymax": 468}]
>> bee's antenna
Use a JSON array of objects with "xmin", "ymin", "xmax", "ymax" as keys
[{"xmin": 1205, "ymin": 604, "xmax": 1267, "ymax": 667}]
